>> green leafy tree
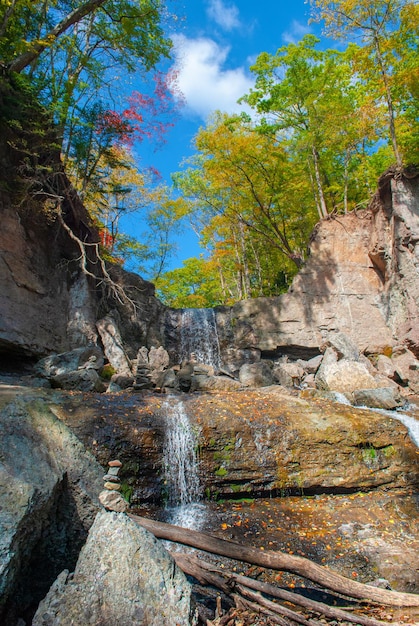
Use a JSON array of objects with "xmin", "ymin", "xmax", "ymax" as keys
[
  {"xmin": 155, "ymin": 256, "xmax": 223, "ymax": 308},
  {"xmin": 241, "ymin": 35, "xmax": 381, "ymax": 217},
  {"xmin": 310, "ymin": 0, "xmax": 419, "ymax": 166}
]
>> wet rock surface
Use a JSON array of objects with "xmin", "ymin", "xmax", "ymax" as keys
[
  {"xmin": 1, "ymin": 382, "xmax": 418, "ymax": 624},
  {"xmin": 44, "ymin": 386, "xmax": 419, "ymax": 502}
]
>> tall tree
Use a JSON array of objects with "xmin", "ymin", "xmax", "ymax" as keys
[
  {"xmin": 175, "ymin": 112, "xmax": 316, "ymax": 273},
  {"xmin": 310, "ymin": 0, "xmax": 418, "ymax": 167},
  {"xmin": 241, "ymin": 35, "xmax": 377, "ymax": 218}
]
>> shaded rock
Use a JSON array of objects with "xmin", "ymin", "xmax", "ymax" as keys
[
  {"xmin": 193, "ymin": 374, "xmax": 243, "ymax": 392},
  {"xmin": 51, "ymin": 367, "xmax": 104, "ymax": 392},
  {"xmin": 155, "ymin": 367, "xmax": 177, "ymax": 390},
  {"xmin": 35, "ymin": 346, "xmax": 104, "ymax": 378},
  {"xmin": 352, "ymin": 387, "xmax": 404, "ymax": 410},
  {"xmin": 352, "ymin": 387, "xmax": 405, "ymax": 411},
  {"xmin": 239, "ymin": 361, "xmax": 275, "ymax": 387},
  {"xmin": 110, "ymin": 373, "xmax": 135, "ymax": 389},
  {"xmin": 32, "ymin": 510, "xmax": 196, "ymax": 626},
  {"xmin": 177, "ymin": 361, "xmax": 195, "ymax": 392},
  {"xmin": 0, "ymin": 387, "xmax": 102, "ymax": 625}
]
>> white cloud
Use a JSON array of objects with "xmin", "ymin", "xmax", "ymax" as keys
[
  {"xmin": 171, "ymin": 34, "xmax": 254, "ymax": 120},
  {"xmin": 206, "ymin": 0, "xmax": 241, "ymax": 31},
  {"xmin": 282, "ymin": 20, "xmax": 312, "ymax": 45}
]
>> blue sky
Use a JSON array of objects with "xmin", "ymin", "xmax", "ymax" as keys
[{"xmin": 122, "ymin": 0, "xmax": 321, "ymax": 272}]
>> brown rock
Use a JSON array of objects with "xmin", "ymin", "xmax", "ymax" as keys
[
  {"xmin": 104, "ymin": 481, "xmax": 121, "ymax": 491},
  {"xmin": 98, "ymin": 490, "xmax": 129, "ymax": 513}
]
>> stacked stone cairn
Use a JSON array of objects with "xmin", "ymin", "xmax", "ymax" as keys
[{"xmin": 98, "ymin": 459, "xmax": 129, "ymax": 513}]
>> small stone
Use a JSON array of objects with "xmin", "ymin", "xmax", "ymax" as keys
[
  {"xmin": 106, "ymin": 466, "xmax": 120, "ymax": 476},
  {"xmin": 108, "ymin": 459, "xmax": 122, "ymax": 467},
  {"xmin": 104, "ymin": 481, "xmax": 121, "ymax": 491},
  {"xmin": 99, "ymin": 489, "xmax": 129, "ymax": 512},
  {"xmin": 103, "ymin": 474, "xmax": 121, "ymax": 483}
]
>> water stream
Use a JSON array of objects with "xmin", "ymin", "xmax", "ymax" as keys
[
  {"xmin": 179, "ymin": 308, "xmax": 221, "ymax": 370},
  {"xmin": 161, "ymin": 397, "xmax": 205, "ymax": 529},
  {"xmin": 331, "ymin": 393, "xmax": 419, "ymax": 447}
]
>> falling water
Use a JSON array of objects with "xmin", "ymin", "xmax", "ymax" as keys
[
  {"xmin": 375, "ymin": 406, "xmax": 419, "ymax": 447},
  {"xmin": 179, "ymin": 308, "xmax": 221, "ymax": 370},
  {"xmin": 162, "ymin": 398, "xmax": 205, "ymax": 529}
]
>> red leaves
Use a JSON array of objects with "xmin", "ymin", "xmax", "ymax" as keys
[{"xmin": 96, "ymin": 71, "xmax": 181, "ymax": 149}]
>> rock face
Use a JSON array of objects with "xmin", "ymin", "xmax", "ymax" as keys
[
  {"xmin": 161, "ymin": 171, "xmax": 419, "ymax": 391},
  {"xmin": 0, "ymin": 387, "xmax": 103, "ymax": 625},
  {"xmin": 0, "ymin": 204, "xmax": 165, "ymax": 361},
  {"xmin": 211, "ymin": 172, "xmax": 419, "ymax": 368},
  {"xmin": 33, "ymin": 510, "xmax": 196, "ymax": 626},
  {"xmin": 52, "ymin": 386, "xmax": 419, "ymax": 503}
]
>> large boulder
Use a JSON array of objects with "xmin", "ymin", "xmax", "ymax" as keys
[
  {"xmin": 239, "ymin": 361, "xmax": 275, "ymax": 387},
  {"xmin": 54, "ymin": 387, "xmax": 419, "ymax": 503},
  {"xmin": 35, "ymin": 346, "xmax": 105, "ymax": 391},
  {"xmin": 0, "ymin": 387, "xmax": 103, "ymax": 625},
  {"xmin": 33, "ymin": 510, "xmax": 197, "ymax": 626}
]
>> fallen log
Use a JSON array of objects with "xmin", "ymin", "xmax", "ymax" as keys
[
  {"xmin": 237, "ymin": 585, "xmax": 322, "ymax": 626},
  {"xmin": 173, "ymin": 553, "xmax": 392, "ymax": 626},
  {"xmin": 128, "ymin": 513, "xmax": 419, "ymax": 607}
]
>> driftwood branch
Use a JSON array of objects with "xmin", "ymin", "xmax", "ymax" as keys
[
  {"xmin": 173, "ymin": 554, "xmax": 391, "ymax": 626},
  {"xmin": 128, "ymin": 513, "xmax": 419, "ymax": 608}
]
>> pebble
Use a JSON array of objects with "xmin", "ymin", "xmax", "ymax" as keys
[
  {"xmin": 103, "ymin": 474, "xmax": 121, "ymax": 483},
  {"xmin": 106, "ymin": 466, "xmax": 120, "ymax": 477},
  {"xmin": 104, "ymin": 481, "xmax": 121, "ymax": 491},
  {"xmin": 108, "ymin": 459, "xmax": 122, "ymax": 467}
]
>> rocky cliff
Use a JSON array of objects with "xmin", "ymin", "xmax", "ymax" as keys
[
  {"xmin": 1, "ymin": 83, "xmax": 419, "ymax": 385},
  {"xmin": 206, "ymin": 168, "xmax": 419, "ymax": 369}
]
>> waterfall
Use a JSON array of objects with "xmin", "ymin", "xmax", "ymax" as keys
[
  {"xmin": 162, "ymin": 398, "xmax": 205, "ymax": 529},
  {"xmin": 179, "ymin": 308, "xmax": 221, "ymax": 370}
]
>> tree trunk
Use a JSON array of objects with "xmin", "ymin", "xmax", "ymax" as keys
[{"xmin": 128, "ymin": 514, "xmax": 419, "ymax": 608}]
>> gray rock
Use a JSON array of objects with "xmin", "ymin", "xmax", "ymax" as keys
[
  {"xmin": 352, "ymin": 387, "xmax": 404, "ymax": 410},
  {"xmin": 32, "ymin": 510, "xmax": 197, "ymax": 626},
  {"xmin": 322, "ymin": 332, "xmax": 360, "ymax": 361},
  {"xmin": 0, "ymin": 387, "xmax": 102, "ymax": 624},
  {"xmin": 51, "ymin": 367, "xmax": 104, "ymax": 391},
  {"xmin": 273, "ymin": 362, "xmax": 305, "ymax": 388},
  {"xmin": 239, "ymin": 361, "xmax": 275, "ymax": 387},
  {"xmin": 148, "ymin": 345, "xmax": 170, "ymax": 371},
  {"xmin": 35, "ymin": 346, "xmax": 104, "ymax": 378},
  {"xmin": 375, "ymin": 354, "xmax": 396, "ymax": 378},
  {"xmin": 193, "ymin": 374, "xmax": 243, "ymax": 391},
  {"xmin": 298, "ymin": 354, "xmax": 323, "ymax": 374},
  {"xmin": 110, "ymin": 373, "xmax": 135, "ymax": 389}
]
